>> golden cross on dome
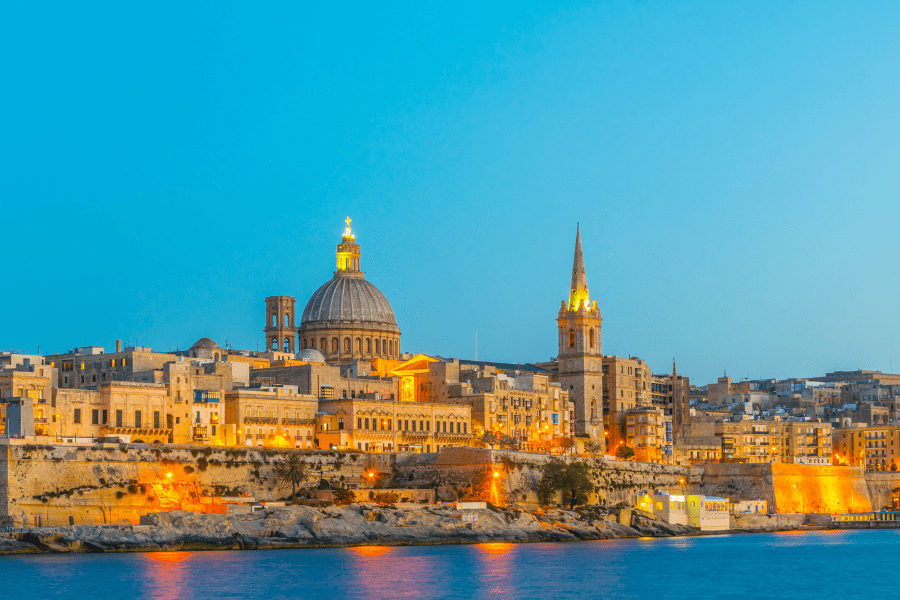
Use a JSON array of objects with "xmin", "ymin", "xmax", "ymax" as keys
[{"xmin": 345, "ymin": 216, "xmax": 351, "ymax": 229}]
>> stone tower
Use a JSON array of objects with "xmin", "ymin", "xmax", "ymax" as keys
[
  {"xmin": 557, "ymin": 225, "xmax": 604, "ymax": 446},
  {"xmin": 264, "ymin": 295, "xmax": 296, "ymax": 353}
]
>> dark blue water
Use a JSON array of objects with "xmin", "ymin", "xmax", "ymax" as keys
[{"xmin": 1, "ymin": 530, "xmax": 895, "ymax": 599}]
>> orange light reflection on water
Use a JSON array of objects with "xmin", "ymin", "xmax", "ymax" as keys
[
  {"xmin": 476, "ymin": 542, "xmax": 514, "ymax": 556},
  {"xmin": 142, "ymin": 551, "xmax": 193, "ymax": 600},
  {"xmin": 146, "ymin": 551, "xmax": 192, "ymax": 563},
  {"xmin": 349, "ymin": 546, "xmax": 393, "ymax": 557}
]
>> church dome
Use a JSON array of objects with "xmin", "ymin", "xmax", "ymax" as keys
[
  {"xmin": 301, "ymin": 276, "xmax": 397, "ymax": 329},
  {"xmin": 298, "ymin": 348, "xmax": 327, "ymax": 363},
  {"xmin": 191, "ymin": 337, "xmax": 220, "ymax": 349}
]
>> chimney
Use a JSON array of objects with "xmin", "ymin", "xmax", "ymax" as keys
[{"xmin": 116, "ymin": 339, "xmax": 122, "ymax": 353}]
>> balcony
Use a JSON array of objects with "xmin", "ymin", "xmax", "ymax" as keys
[
  {"xmin": 245, "ymin": 416, "xmax": 278, "ymax": 424},
  {"xmin": 282, "ymin": 418, "xmax": 316, "ymax": 425}
]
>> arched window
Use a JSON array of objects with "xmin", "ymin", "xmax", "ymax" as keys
[
  {"xmin": 591, "ymin": 399, "xmax": 597, "ymax": 419},
  {"xmin": 272, "ymin": 314, "xmax": 277, "ymax": 327},
  {"xmin": 568, "ymin": 329, "xmax": 575, "ymax": 348},
  {"xmin": 356, "ymin": 338, "xmax": 362, "ymax": 353},
  {"xmin": 331, "ymin": 338, "xmax": 338, "ymax": 352},
  {"xmin": 214, "ymin": 353, "xmax": 219, "ymax": 361},
  {"xmin": 589, "ymin": 328, "xmax": 594, "ymax": 348},
  {"xmin": 284, "ymin": 314, "xmax": 290, "ymax": 327},
  {"xmin": 271, "ymin": 337, "xmax": 278, "ymax": 351},
  {"xmin": 343, "ymin": 338, "xmax": 350, "ymax": 353},
  {"xmin": 375, "ymin": 339, "xmax": 380, "ymax": 354},
  {"xmin": 284, "ymin": 337, "xmax": 290, "ymax": 351},
  {"xmin": 366, "ymin": 338, "xmax": 371, "ymax": 353}
]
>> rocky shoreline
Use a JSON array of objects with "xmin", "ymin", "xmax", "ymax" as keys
[{"xmin": 0, "ymin": 504, "xmax": 820, "ymax": 555}]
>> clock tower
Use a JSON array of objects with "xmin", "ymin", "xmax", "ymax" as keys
[{"xmin": 557, "ymin": 225, "xmax": 604, "ymax": 446}]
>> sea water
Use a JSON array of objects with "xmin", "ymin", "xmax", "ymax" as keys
[{"xmin": 1, "ymin": 529, "xmax": 895, "ymax": 599}]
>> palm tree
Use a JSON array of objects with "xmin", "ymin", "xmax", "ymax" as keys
[{"xmin": 274, "ymin": 452, "xmax": 311, "ymax": 499}]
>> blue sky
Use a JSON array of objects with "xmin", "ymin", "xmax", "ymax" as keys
[{"xmin": 3, "ymin": 1, "xmax": 899, "ymax": 385}]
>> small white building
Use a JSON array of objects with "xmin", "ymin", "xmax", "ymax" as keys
[
  {"xmin": 636, "ymin": 491, "xmax": 730, "ymax": 531},
  {"xmin": 731, "ymin": 499, "xmax": 768, "ymax": 514}
]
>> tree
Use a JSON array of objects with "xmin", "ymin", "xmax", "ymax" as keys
[
  {"xmin": 559, "ymin": 462, "xmax": 594, "ymax": 509},
  {"xmin": 333, "ymin": 487, "xmax": 356, "ymax": 505},
  {"xmin": 615, "ymin": 445, "xmax": 635, "ymax": 460},
  {"xmin": 537, "ymin": 460, "xmax": 594, "ymax": 509},
  {"xmin": 372, "ymin": 491, "xmax": 400, "ymax": 506},
  {"xmin": 554, "ymin": 436, "xmax": 575, "ymax": 456},
  {"xmin": 584, "ymin": 440, "xmax": 603, "ymax": 458},
  {"xmin": 274, "ymin": 452, "xmax": 311, "ymax": 498},
  {"xmin": 481, "ymin": 431, "xmax": 500, "ymax": 449},
  {"xmin": 499, "ymin": 436, "xmax": 519, "ymax": 451}
]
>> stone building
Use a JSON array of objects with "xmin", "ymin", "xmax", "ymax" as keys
[
  {"xmin": 602, "ymin": 355, "xmax": 652, "ymax": 447},
  {"xmin": 224, "ymin": 387, "xmax": 318, "ymax": 448},
  {"xmin": 833, "ymin": 425, "xmax": 900, "ymax": 470},
  {"xmin": 625, "ymin": 405, "xmax": 670, "ymax": 463},
  {"xmin": 0, "ymin": 358, "xmax": 55, "ymax": 436},
  {"xmin": 50, "ymin": 382, "xmax": 174, "ymax": 444},
  {"xmin": 316, "ymin": 398, "xmax": 472, "ymax": 453},
  {"xmin": 556, "ymin": 226, "xmax": 604, "ymax": 446},
  {"xmin": 715, "ymin": 419, "xmax": 831, "ymax": 465},
  {"xmin": 439, "ymin": 361, "xmax": 572, "ymax": 449},
  {"xmin": 298, "ymin": 218, "xmax": 401, "ymax": 362}
]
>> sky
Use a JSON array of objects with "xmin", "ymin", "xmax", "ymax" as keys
[{"xmin": 2, "ymin": 1, "xmax": 899, "ymax": 385}]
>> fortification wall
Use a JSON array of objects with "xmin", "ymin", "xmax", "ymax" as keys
[
  {"xmin": 0, "ymin": 441, "xmax": 372, "ymax": 527},
  {"xmin": 394, "ymin": 447, "xmax": 689, "ymax": 508},
  {"xmin": 863, "ymin": 472, "xmax": 900, "ymax": 510},
  {"xmin": 701, "ymin": 463, "xmax": 871, "ymax": 514}
]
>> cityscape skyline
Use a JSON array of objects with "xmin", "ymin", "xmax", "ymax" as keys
[{"xmin": 3, "ymin": 2, "xmax": 900, "ymax": 384}]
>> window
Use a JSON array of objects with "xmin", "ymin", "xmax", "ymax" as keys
[
  {"xmin": 412, "ymin": 420, "xmax": 417, "ymax": 432},
  {"xmin": 366, "ymin": 339, "xmax": 372, "ymax": 353},
  {"xmin": 365, "ymin": 418, "xmax": 370, "ymax": 429},
  {"xmin": 92, "ymin": 409, "xmax": 99, "ymax": 425},
  {"xmin": 590, "ymin": 328, "xmax": 594, "ymax": 348},
  {"xmin": 358, "ymin": 417, "xmax": 362, "ymax": 429},
  {"xmin": 568, "ymin": 329, "xmax": 575, "ymax": 348},
  {"xmin": 332, "ymin": 338, "xmax": 339, "ymax": 352},
  {"xmin": 73, "ymin": 409, "xmax": 81, "ymax": 424},
  {"xmin": 375, "ymin": 339, "xmax": 380, "ymax": 354},
  {"xmin": 338, "ymin": 417, "xmax": 344, "ymax": 430},
  {"xmin": 356, "ymin": 338, "xmax": 362, "ymax": 353},
  {"xmin": 102, "ymin": 409, "xmax": 108, "ymax": 425},
  {"xmin": 135, "ymin": 410, "xmax": 142, "ymax": 428},
  {"xmin": 154, "ymin": 411, "xmax": 161, "ymax": 429},
  {"xmin": 122, "ymin": 358, "xmax": 127, "ymax": 367},
  {"xmin": 344, "ymin": 338, "xmax": 351, "ymax": 353},
  {"xmin": 116, "ymin": 410, "xmax": 123, "ymax": 428}
]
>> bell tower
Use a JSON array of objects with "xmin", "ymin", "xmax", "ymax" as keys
[
  {"xmin": 265, "ymin": 295, "xmax": 296, "ymax": 354},
  {"xmin": 557, "ymin": 225, "xmax": 604, "ymax": 446}
]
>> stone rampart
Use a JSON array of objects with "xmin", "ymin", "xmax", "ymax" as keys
[
  {"xmin": 393, "ymin": 447, "xmax": 689, "ymax": 508},
  {"xmin": 863, "ymin": 471, "xmax": 900, "ymax": 510},
  {"xmin": 700, "ymin": 463, "xmax": 872, "ymax": 514},
  {"xmin": 0, "ymin": 441, "xmax": 372, "ymax": 527}
]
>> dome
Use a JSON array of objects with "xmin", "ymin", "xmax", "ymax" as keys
[
  {"xmin": 191, "ymin": 337, "xmax": 220, "ymax": 349},
  {"xmin": 301, "ymin": 276, "xmax": 398, "ymax": 329},
  {"xmin": 299, "ymin": 348, "xmax": 327, "ymax": 363}
]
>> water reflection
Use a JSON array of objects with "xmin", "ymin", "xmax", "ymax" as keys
[
  {"xmin": 141, "ymin": 551, "xmax": 193, "ymax": 599},
  {"xmin": 348, "ymin": 545, "xmax": 393, "ymax": 557},
  {"xmin": 476, "ymin": 542, "xmax": 514, "ymax": 556}
]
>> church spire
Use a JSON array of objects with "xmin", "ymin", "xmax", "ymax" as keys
[{"xmin": 568, "ymin": 224, "xmax": 591, "ymax": 311}]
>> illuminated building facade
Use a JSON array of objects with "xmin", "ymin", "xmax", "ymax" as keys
[
  {"xmin": 298, "ymin": 219, "xmax": 401, "ymax": 362},
  {"xmin": 441, "ymin": 362, "xmax": 573, "ymax": 448},
  {"xmin": 316, "ymin": 398, "xmax": 472, "ymax": 452},
  {"xmin": 716, "ymin": 419, "xmax": 831, "ymax": 464},
  {"xmin": 556, "ymin": 226, "xmax": 604, "ymax": 446},
  {"xmin": 602, "ymin": 355, "xmax": 652, "ymax": 447},
  {"xmin": 225, "ymin": 387, "xmax": 318, "ymax": 448},
  {"xmin": 833, "ymin": 425, "xmax": 900, "ymax": 470},
  {"xmin": 625, "ymin": 405, "xmax": 670, "ymax": 463}
]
